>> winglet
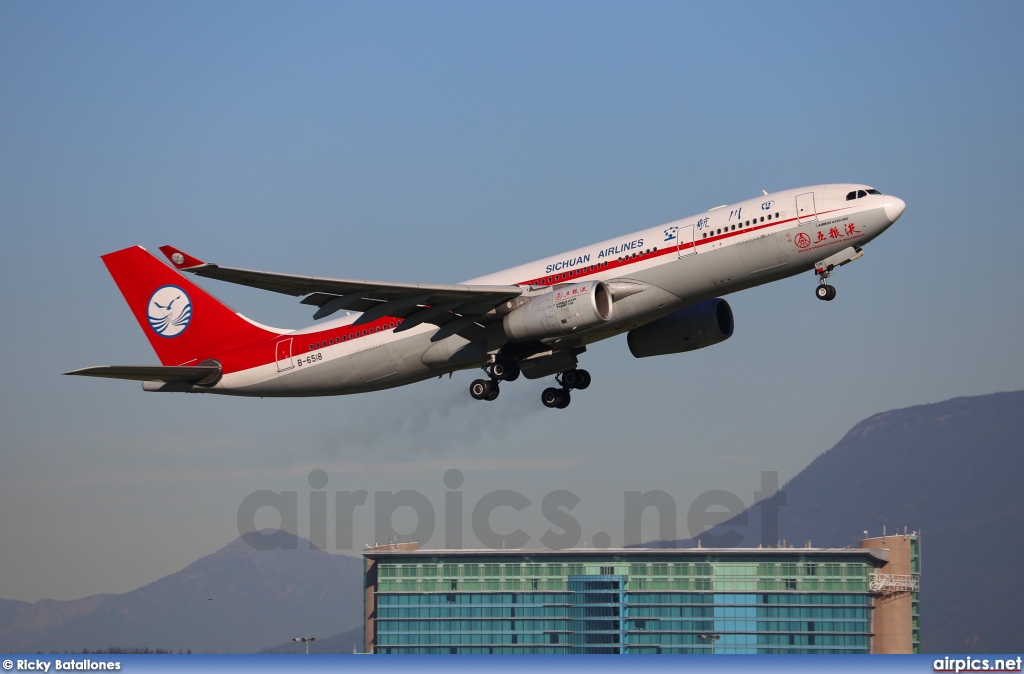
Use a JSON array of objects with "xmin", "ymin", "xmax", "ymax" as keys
[{"xmin": 159, "ymin": 245, "xmax": 208, "ymax": 270}]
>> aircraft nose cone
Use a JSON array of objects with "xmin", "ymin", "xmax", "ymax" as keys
[{"xmin": 884, "ymin": 196, "xmax": 906, "ymax": 223}]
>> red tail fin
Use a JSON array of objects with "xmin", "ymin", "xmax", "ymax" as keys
[{"xmin": 102, "ymin": 246, "xmax": 281, "ymax": 366}]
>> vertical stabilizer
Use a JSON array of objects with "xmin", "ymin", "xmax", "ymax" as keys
[{"xmin": 101, "ymin": 246, "xmax": 282, "ymax": 366}]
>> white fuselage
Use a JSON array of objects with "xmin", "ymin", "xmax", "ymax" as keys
[{"xmin": 180, "ymin": 184, "xmax": 901, "ymax": 396}]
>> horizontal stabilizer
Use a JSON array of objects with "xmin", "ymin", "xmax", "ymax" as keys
[{"xmin": 64, "ymin": 364, "xmax": 221, "ymax": 385}]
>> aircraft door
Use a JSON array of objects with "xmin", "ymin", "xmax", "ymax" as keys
[
  {"xmin": 796, "ymin": 192, "xmax": 817, "ymax": 224},
  {"xmin": 275, "ymin": 338, "xmax": 294, "ymax": 372},
  {"xmin": 676, "ymin": 224, "xmax": 696, "ymax": 258}
]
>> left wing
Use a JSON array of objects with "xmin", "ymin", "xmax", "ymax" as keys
[{"xmin": 159, "ymin": 246, "xmax": 523, "ymax": 332}]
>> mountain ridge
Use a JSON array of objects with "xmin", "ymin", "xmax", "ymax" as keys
[
  {"xmin": 5, "ymin": 391, "xmax": 1021, "ymax": 653},
  {"xmin": 0, "ymin": 530, "xmax": 364, "ymax": 654},
  {"xmin": 650, "ymin": 389, "xmax": 1024, "ymax": 652}
]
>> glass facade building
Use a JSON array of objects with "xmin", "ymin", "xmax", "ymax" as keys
[{"xmin": 363, "ymin": 537, "xmax": 919, "ymax": 654}]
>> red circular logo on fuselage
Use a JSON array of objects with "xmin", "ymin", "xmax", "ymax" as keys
[{"xmin": 795, "ymin": 232, "xmax": 811, "ymax": 249}]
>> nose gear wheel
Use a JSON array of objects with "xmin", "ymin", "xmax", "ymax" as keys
[{"xmin": 815, "ymin": 283, "xmax": 837, "ymax": 301}]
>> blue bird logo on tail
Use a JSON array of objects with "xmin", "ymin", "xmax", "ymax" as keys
[{"xmin": 147, "ymin": 285, "xmax": 192, "ymax": 337}]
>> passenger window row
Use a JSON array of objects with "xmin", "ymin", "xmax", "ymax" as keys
[
  {"xmin": 534, "ymin": 245, "xmax": 669, "ymax": 286},
  {"xmin": 528, "ymin": 250, "xmax": 671, "ymax": 287},
  {"xmin": 616, "ymin": 248, "xmax": 657, "ymax": 264},
  {"xmin": 701, "ymin": 213, "xmax": 780, "ymax": 239},
  {"xmin": 309, "ymin": 320, "xmax": 402, "ymax": 351},
  {"xmin": 542, "ymin": 260, "xmax": 614, "ymax": 286}
]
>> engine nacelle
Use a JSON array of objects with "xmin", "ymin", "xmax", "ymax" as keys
[
  {"xmin": 627, "ymin": 298, "xmax": 734, "ymax": 358},
  {"xmin": 503, "ymin": 281, "xmax": 613, "ymax": 341}
]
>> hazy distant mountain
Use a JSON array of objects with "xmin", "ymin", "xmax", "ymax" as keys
[
  {"xmin": 0, "ymin": 531, "xmax": 364, "ymax": 653},
  {"xmin": 651, "ymin": 390, "xmax": 1024, "ymax": 654},
  {"xmin": 6, "ymin": 392, "xmax": 1021, "ymax": 655}
]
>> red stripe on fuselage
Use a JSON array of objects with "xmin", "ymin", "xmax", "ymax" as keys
[
  {"xmin": 210, "ymin": 206, "xmax": 856, "ymax": 376},
  {"xmin": 516, "ymin": 207, "xmax": 850, "ymax": 287},
  {"xmin": 209, "ymin": 317, "xmax": 404, "ymax": 375}
]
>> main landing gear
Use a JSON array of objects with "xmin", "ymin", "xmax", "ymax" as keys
[
  {"xmin": 541, "ymin": 368, "xmax": 591, "ymax": 410},
  {"xmin": 469, "ymin": 379, "xmax": 500, "ymax": 401},
  {"xmin": 469, "ymin": 360, "xmax": 591, "ymax": 409},
  {"xmin": 468, "ymin": 361, "xmax": 521, "ymax": 402},
  {"xmin": 468, "ymin": 364, "xmax": 592, "ymax": 409}
]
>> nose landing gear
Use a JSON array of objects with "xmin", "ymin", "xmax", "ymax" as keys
[{"xmin": 813, "ymin": 246, "xmax": 863, "ymax": 301}]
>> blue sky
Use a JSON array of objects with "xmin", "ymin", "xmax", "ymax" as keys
[{"xmin": 2, "ymin": 1, "xmax": 1022, "ymax": 602}]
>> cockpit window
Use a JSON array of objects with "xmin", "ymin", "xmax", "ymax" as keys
[{"xmin": 847, "ymin": 188, "xmax": 882, "ymax": 201}]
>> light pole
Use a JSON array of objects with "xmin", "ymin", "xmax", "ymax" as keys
[
  {"xmin": 698, "ymin": 634, "xmax": 721, "ymax": 653},
  {"xmin": 292, "ymin": 636, "xmax": 316, "ymax": 654}
]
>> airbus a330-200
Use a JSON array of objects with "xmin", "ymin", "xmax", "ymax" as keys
[{"xmin": 67, "ymin": 184, "xmax": 905, "ymax": 409}]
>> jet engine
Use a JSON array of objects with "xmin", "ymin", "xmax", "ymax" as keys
[
  {"xmin": 626, "ymin": 298, "xmax": 734, "ymax": 358},
  {"xmin": 503, "ymin": 281, "xmax": 613, "ymax": 341}
]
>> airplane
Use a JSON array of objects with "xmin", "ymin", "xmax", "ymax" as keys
[{"xmin": 66, "ymin": 184, "xmax": 905, "ymax": 409}]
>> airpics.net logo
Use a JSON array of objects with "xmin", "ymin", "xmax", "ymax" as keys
[
  {"xmin": 235, "ymin": 469, "xmax": 786, "ymax": 552},
  {"xmin": 934, "ymin": 656, "xmax": 1023, "ymax": 673},
  {"xmin": 147, "ymin": 285, "xmax": 192, "ymax": 338}
]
